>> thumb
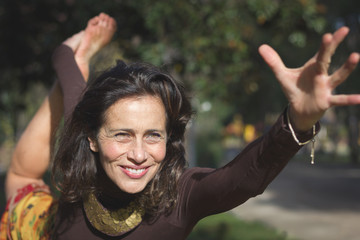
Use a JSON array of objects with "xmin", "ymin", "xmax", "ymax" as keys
[{"xmin": 258, "ymin": 44, "xmax": 286, "ymax": 76}]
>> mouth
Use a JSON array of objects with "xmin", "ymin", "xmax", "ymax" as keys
[{"xmin": 120, "ymin": 166, "xmax": 149, "ymax": 179}]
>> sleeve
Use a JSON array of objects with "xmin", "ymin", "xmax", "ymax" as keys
[
  {"xmin": 178, "ymin": 108, "xmax": 320, "ymax": 222},
  {"xmin": 52, "ymin": 44, "xmax": 87, "ymax": 121}
]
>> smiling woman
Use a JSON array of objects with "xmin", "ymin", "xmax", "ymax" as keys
[
  {"xmin": 1, "ymin": 12, "xmax": 360, "ymax": 240},
  {"xmin": 52, "ymin": 60, "xmax": 192, "ymax": 234}
]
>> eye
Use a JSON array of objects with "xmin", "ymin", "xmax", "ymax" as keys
[
  {"xmin": 144, "ymin": 132, "xmax": 165, "ymax": 144},
  {"xmin": 114, "ymin": 132, "xmax": 132, "ymax": 143}
]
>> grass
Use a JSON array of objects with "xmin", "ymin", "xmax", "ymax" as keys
[{"xmin": 187, "ymin": 212, "xmax": 295, "ymax": 240}]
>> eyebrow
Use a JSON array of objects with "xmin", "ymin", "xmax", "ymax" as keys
[
  {"xmin": 108, "ymin": 128, "xmax": 166, "ymax": 135},
  {"xmin": 145, "ymin": 129, "xmax": 167, "ymax": 135}
]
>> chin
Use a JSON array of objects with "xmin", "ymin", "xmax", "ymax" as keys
[{"xmin": 118, "ymin": 182, "xmax": 148, "ymax": 194}]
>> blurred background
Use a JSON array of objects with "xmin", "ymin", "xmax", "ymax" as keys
[{"xmin": 0, "ymin": 0, "xmax": 359, "ymax": 239}]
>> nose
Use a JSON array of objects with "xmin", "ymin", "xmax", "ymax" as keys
[{"xmin": 127, "ymin": 140, "xmax": 148, "ymax": 164}]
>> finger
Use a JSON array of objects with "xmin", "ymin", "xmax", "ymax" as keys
[
  {"xmin": 330, "ymin": 52, "xmax": 360, "ymax": 88},
  {"xmin": 316, "ymin": 33, "xmax": 332, "ymax": 73},
  {"xmin": 258, "ymin": 44, "xmax": 286, "ymax": 77},
  {"xmin": 329, "ymin": 94, "xmax": 360, "ymax": 106},
  {"xmin": 316, "ymin": 27, "xmax": 350, "ymax": 74},
  {"xmin": 332, "ymin": 26, "xmax": 350, "ymax": 45}
]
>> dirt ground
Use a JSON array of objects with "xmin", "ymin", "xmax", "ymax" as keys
[{"xmin": 233, "ymin": 159, "xmax": 360, "ymax": 240}]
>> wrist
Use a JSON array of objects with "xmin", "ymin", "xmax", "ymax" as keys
[
  {"xmin": 286, "ymin": 106, "xmax": 318, "ymax": 165},
  {"xmin": 288, "ymin": 106, "xmax": 319, "ymax": 132}
]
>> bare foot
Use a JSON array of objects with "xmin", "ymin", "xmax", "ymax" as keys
[
  {"xmin": 75, "ymin": 13, "xmax": 117, "ymax": 81},
  {"xmin": 63, "ymin": 30, "xmax": 84, "ymax": 52}
]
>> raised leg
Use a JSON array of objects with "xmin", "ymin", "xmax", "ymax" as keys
[
  {"xmin": 75, "ymin": 12, "xmax": 117, "ymax": 81},
  {"xmin": 5, "ymin": 81, "xmax": 63, "ymax": 199},
  {"xmin": 5, "ymin": 13, "xmax": 117, "ymax": 200}
]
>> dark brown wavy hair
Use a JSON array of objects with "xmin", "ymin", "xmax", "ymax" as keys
[{"xmin": 52, "ymin": 60, "xmax": 192, "ymax": 218}]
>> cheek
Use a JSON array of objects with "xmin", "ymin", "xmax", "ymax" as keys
[
  {"xmin": 100, "ymin": 142, "xmax": 127, "ymax": 162},
  {"xmin": 151, "ymin": 143, "xmax": 167, "ymax": 163}
]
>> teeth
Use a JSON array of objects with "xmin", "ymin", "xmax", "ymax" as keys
[{"xmin": 125, "ymin": 167, "xmax": 145, "ymax": 174}]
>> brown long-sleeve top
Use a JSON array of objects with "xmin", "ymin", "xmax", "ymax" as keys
[{"xmin": 52, "ymin": 45, "xmax": 319, "ymax": 239}]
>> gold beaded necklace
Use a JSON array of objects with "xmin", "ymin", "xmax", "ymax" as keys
[{"xmin": 83, "ymin": 192, "xmax": 145, "ymax": 236}]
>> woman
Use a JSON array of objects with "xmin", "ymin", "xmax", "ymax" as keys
[{"xmin": 1, "ymin": 13, "xmax": 360, "ymax": 239}]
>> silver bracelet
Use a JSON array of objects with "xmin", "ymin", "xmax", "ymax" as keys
[{"xmin": 286, "ymin": 108, "xmax": 316, "ymax": 164}]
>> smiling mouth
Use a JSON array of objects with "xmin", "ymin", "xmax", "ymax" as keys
[
  {"xmin": 121, "ymin": 166, "xmax": 149, "ymax": 179},
  {"xmin": 125, "ymin": 167, "xmax": 146, "ymax": 174}
]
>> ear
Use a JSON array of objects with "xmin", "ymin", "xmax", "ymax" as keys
[{"xmin": 88, "ymin": 137, "xmax": 99, "ymax": 152}]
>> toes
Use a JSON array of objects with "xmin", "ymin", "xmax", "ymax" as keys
[
  {"xmin": 99, "ymin": 19, "xmax": 107, "ymax": 27},
  {"xmin": 99, "ymin": 12, "xmax": 108, "ymax": 18},
  {"xmin": 108, "ymin": 17, "xmax": 117, "ymax": 30},
  {"xmin": 88, "ymin": 16, "xmax": 100, "ymax": 26}
]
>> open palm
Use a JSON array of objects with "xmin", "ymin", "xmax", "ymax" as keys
[{"xmin": 259, "ymin": 27, "xmax": 360, "ymax": 131}]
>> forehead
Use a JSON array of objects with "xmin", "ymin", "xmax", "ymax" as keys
[{"xmin": 103, "ymin": 95, "xmax": 166, "ymax": 129}]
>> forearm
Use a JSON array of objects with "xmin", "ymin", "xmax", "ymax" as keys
[{"xmin": 184, "ymin": 108, "xmax": 320, "ymax": 219}]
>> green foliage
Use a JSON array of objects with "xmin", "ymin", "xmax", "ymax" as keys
[
  {"xmin": 124, "ymin": 0, "xmax": 328, "ymax": 120},
  {"xmin": 0, "ymin": 0, "xmax": 358, "ymax": 167},
  {"xmin": 193, "ymin": 99, "xmax": 234, "ymax": 167},
  {"xmin": 247, "ymin": 0, "xmax": 280, "ymax": 22},
  {"xmin": 187, "ymin": 212, "xmax": 295, "ymax": 240}
]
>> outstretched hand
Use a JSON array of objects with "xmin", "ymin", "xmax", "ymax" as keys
[{"xmin": 259, "ymin": 27, "xmax": 360, "ymax": 131}]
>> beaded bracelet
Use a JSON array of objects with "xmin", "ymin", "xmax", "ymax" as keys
[{"xmin": 286, "ymin": 108, "xmax": 316, "ymax": 164}]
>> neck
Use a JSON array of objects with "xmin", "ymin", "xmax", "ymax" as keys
[
  {"xmin": 97, "ymin": 189, "xmax": 136, "ymax": 210},
  {"xmin": 96, "ymin": 167, "xmax": 137, "ymax": 210}
]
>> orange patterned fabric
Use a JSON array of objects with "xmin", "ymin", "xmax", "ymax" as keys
[{"xmin": 0, "ymin": 184, "xmax": 57, "ymax": 240}]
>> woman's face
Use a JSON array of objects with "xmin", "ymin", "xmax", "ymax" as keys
[{"xmin": 89, "ymin": 95, "xmax": 167, "ymax": 194}]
